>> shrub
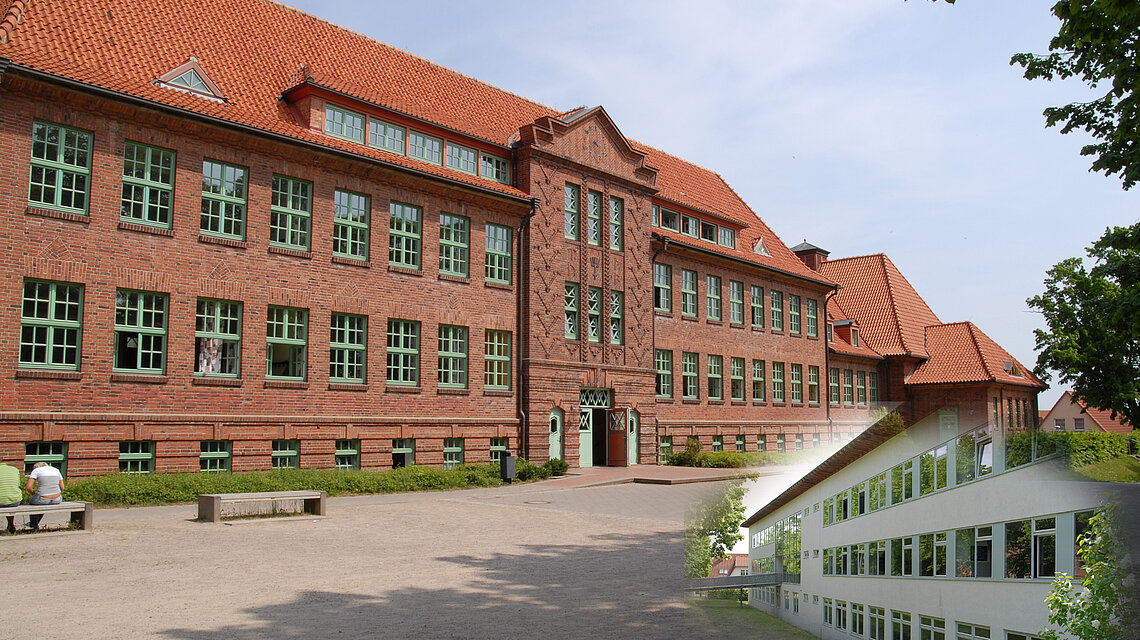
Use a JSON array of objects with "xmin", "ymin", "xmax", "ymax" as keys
[
  {"xmin": 701, "ymin": 452, "xmax": 748, "ymax": 468},
  {"xmin": 669, "ymin": 436, "xmax": 705, "ymax": 467},
  {"xmin": 1064, "ymin": 431, "xmax": 1129, "ymax": 468},
  {"xmin": 514, "ymin": 457, "xmax": 552, "ymax": 481},
  {"xmin": 542, "ymin": 458, "xmax": 569, "ymax": 476},
  {"xmin": 1129, "ymin": 430, "xmax": 1140, "ymax": 455}
]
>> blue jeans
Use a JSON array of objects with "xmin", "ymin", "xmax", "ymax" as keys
[{"xmin": 28, "ymin": 495, "xmax": 61, "ymax": 529}]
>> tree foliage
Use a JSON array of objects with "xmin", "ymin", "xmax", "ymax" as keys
[
  {"xmin": 1028, "ymin": 222, "xmax": 1140, "ymax": 427},
  {"xmin": 1011, "ymin": 1, "xmax": 1140, "ymax": 190},
  {"xmin": 683, "ymin": 479, "xmax": 749, "ymax": 579}
]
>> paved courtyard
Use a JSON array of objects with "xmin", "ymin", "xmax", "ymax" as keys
[{"xmin": 0, "ymin": 467, "xmax": 807, "ymax": 640}]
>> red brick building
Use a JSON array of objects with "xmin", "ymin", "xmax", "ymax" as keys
[{"xmin": 0, "ymin": 0, "xmax": 1042, "ymax": 476}]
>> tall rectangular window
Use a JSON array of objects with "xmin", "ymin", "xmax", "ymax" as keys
[
  {"xmin": 653, "ymin": 263, "xmax": 672, "ymax": 312},
  {"xmin": 844, "ymin": 369, "xmax": 855, "ymax": 404},
  {"xmin": 857, "ymin": 371, "xmax": 868, "ymax": 405},
  {"xmin": 790, "ymin": 363, "xmax": 803, "ymax": 403},
  {"xmin": 443, "ymin": 438, "xmax": 465, "ymax": 469},
  {"xmin": 660, "ymin": 436, "xmax": 673, "ymax": 464},
  {"xmin": 586, "ymin": 287, "xmax": 602, "ymax": 342},
  {"xmin": 438, "ymin": 213, "xmax": 469, "ymax": 277},
  {"xmin": 333, "ymin": 189, "xmax": 370, "ymax": 260},
  {"xmin": 564, "ymin": 184, "xmax": 579, "ymax": 239},
  {"xmin": 752, "ymin": 360, "xmax": 766, "ymax": 401},
  {"xmin": 266, "ymin": 306, "xmax": 307, "ymax": 380},
  {"xmin": 770, "ymin": 290, "xmax": 784, "ymax": 331},
  {"xmin": 892, "ymin": 460, "xmax": 915, "ymax": 503},
  {"xmin": 270, "ymin": 175, "xmax": 312, "ymax": 250},
  {"xmin": 706, "ymin": 275, "xmax": 722, "ymax": 320},
  {"xmin": 389, "ymin": 202, "xmax": 422, "ymax": 269},
  {"xmin": 564, "ymin": 283, "xmax": 579, "ymax": 339},
  {"xmin": 869, "ymin": 372, "xmax": 879, "ymax": 404},
  {"xmin": 195, "ymin": 298, "xmax": 241, "ymax": 377},
  {"xmin": 484, "ymin": 330, "xmax": 511, "ymax": 390},
  {"xmin": 829, "ymin": 368, "xmax": 840, "ymax": 405},
  {"xmin": 870, "ymin": 608, "xmax": 886, "ymax": 640},
  {"xmin": 609, "ymin": 196, "xmax": 623, "ymax": 250},
  {"xmin": 200, "ymin": 160, "xmax": 248, "ymax": 240},
  {"xmin": 329, "ymin": 313, "xmax": 366, "ymax": 384},
  {"xmin": 121, "ymin": 142, "xmax": 175, "ymax": 227},
  {"xmin": 481, "ymin": 154, "xmax": 509, "ymax": 183},
  {"xmin": 682, "ymin": 352, "xmax": 699, "ymax": 399},
  {"xmin": 707, "ymin": 355, "xmax": 723, "ymax": 400},
  {"xmin": 199, "ymin": 440, "xmax": 231, "ymax": 472},
  {"xmin": 730, "ymin": 357, "xmax": 745, "ymax": 401},
  {"xmin": 1034, "ymin": 517, "xmax": 1056, "ymax": 579},
  {"xmin": 789, "ymin": 294, "xmax": 801, "ymax": 334},
  {"xmin": 609, "ymin": 290, "xmax": 623, "ymax": 345},
  {"xmin": 681, "ymin": 270, "xmax": 698, "ymax": 317},
  {"xmin": 808, "ymin": 365, "xmax": 820, "ymax": 403},
  {"xmin": 386, "ymin": 319, "xmax": 419, "ymax": 386},
  {"xmin": 806, "ymin": 299, "xmax": 818, "ymax": 337},
  {"xmin": 772, "ymin": 362, "xmax": 785, "ymax": 403},
  {"xmin": 408, "ymin": 131, "xmax": 443, "ymax": 164},
  {"xmin": 736, "ymin": 435, "xmax": 746, "ymax": 452},
  {"xmin": 919, "ymin": 616, "xmax": 946, "ymax": 640},
  {"xmin": 335, "ymin": 439, "xmax": 360, "ymax": 470},
  {"xmin": 271, "ymin": 439, "xmax": 300, "ymax": 468},
  {"xmin": 114, "ymin": 290, "xmax": 167, "ymax": 374},
  {"xmin": 586, "ymin": 190, "xmax": 602, "ymax": 245},
  {"xmin": 437, "ymin": 325, "xmax": 468, "ymax": 388},
  {"xmin": 719, "ymin": 227, "xmax": 735, "ymax": 248},
  {"xmin": 750, "ymin": 286, "xmax": 764, "ymax": 327},
  {"xmin": 324, "ymin": 104, "xmax": 364, "ymax": 142},
  {"xmin": 851, "ymin": 604, "xmax": 865, "ymax": 636},
  {"xmin": 892, "ymin": 612, "xmax": 913, "ymax": 640},
  {"xmin": 729, "ymin": 281, "xmax": 744, "ymax": 324},
  {"xmin": 20, "ymin": 280, "xmax": 82, "ymax": 370},
  {"xmin": 490, "ymin": 437, "xmax": 509, "ymax": 462},
  {"xmin": 920, "ymin": 444, "xmax": 948, "ymax": 495},
  {"xmin": 29, "ymin": 121, "xmax": 92, "ymax": 214},
  {"xmin": 485, "ymin": 223, "xmax": 512, "ymax": 284},
  {"xmin": 119, "ymin": 441, "xmax": 155, "ymax": 473},
  {"xmin": 445, "ymin": 142, "xmax": 477, "ymax": 174},
  {"xmin": 368, "ymin": 119, "xmax": 405, "ymax": 154},
  {"xmin": 655, "ymin": 349, "xmax": 673, "ymax": 397}
]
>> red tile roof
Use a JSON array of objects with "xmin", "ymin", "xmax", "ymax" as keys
[
  {"xmin": 0, "ymin": 1, "xmax": 27, "ymax": 44},
  {"xmin": 1051, "ymin": 391, "xmax": 1134, "ymax": 435},
  {"xmin": 907, "ymin": 322, "xmax": 1045, "ymax": 388},
  {"xmin": 708, "ymin": 554, "xmax": 750, "ymax": 577},
  {"xmin": 829, "ymin": 334, "xmax": 883, "ymax": 360}
]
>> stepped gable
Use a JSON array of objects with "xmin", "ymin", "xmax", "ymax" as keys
[
  {"xmin": 820, "ymin": 254, "xmax": 941, "ymax": 358},
  {"xmin": 907, "ymin": 322, "xmax": 1044, "ymax": 388}
]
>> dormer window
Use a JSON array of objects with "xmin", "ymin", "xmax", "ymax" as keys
[
  {"xmin": 826, "ymin": 323, "xmax": 833, "ymax": 343},
  {"xmin": 719, "ymin": 227, "xmax": 736, "ymax": 249},
  {"xmin": 682, "ymin": 214, "xmax": 699, "ymax": 237},
  {"xmin": 1004, "ymin": 361, "xmax": 1022, "ymax": 377},
  {"xmin": 660, "ymin": 208, "xmax": 679, "ymax": 231},
  {"xmin": 851, "ymin": 329, "xmax": 859, "ymax": 348},
  {"xmin": 155, "ymin": 57, "xmax": 224, "ymax": 102},
  {"xmin": 325, "ymin": 104, "xmax": 365, "ymax": 143},
  {"xmin": 754, "ymin": 237, "xmax": 771, "ymax": 257},
  {"xmin": 700, "ymin": 220, "xmax": 717, "ymax": 242}
]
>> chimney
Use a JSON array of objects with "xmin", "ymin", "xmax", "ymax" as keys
[{"xmin": 791, "ymin": 241, "xmax": 829, "ymax": 272}]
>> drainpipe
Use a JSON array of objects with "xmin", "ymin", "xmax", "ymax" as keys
[
  {"xmin": 824, "ymin": 288, "xmax": 838, "ymax": 442},
  {"xmin": 517, "ymin": 197, "xmax": 538, "ymax": 460},
  {"xmin": 650, "ymin": 236, "xmax": 670, "ymax": 465}
]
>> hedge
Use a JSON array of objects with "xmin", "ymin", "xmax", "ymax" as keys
[{"xmin": 1005, "ymin": 430, "xmax": 1130, "ymax": 470}]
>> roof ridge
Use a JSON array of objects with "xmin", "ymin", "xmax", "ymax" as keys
[
  {"xmin": 961, "ymin": 321, "xmax": 995, "ymax": 382},
  {"xmin": 0, "ymin": 0, "xmax": 29, "ymax": 45},
  {"xmin": 825, "ymin": 252, "xmax": 887, "ymax": 264},
  {"xmin": 266, "ymin": 0, "xmax": 559, "ymax": 116},
  {"xmin": 879, "ymin": 254, "xmax": 909, "ymax": 356}
]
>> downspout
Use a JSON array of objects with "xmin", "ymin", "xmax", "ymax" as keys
[
  {"xmin": 517, "ymin": 197, "xmax": 538, "ymax": 460},
  {"xmin": 824, "ymin": 288, "xmax": 839, "ymax": 442},
  {"xmin": 650, "ymin": 236, "xmax": 670, "ymax": 464}
]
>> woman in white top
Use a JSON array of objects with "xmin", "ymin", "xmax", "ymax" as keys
[{"xmin": 26, "ymin": 462, "xmax": 64, "ymax": 530}]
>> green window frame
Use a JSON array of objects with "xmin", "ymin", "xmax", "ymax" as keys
[
  {"xmin": 446, "ymin": 142, "xmax": 477, "ymax": 174},
  {"xmin": 655, "ymin": 349, "xmax": 672, "ymax": 397},
  {"xmin": 682, "ymin": 352, "xmax": 699, "ymax": 399},
  {"xmin": 437, "ymin": 324, "xmax": 468, "ymax": 388},
  {"xmin": 858, "ymin": 371, "xmax": 868, "ymax": 405},
  {"xmin": 324, "ymin": 104, "xmax": 364, "ymax": 143},
  {"xmin": 770, "ymin": 290, "xmax": 784, "ymax": 331},
  {"xmin": 706, "ymin": 275, "xmax": 722, "ymax": 320},
  {"xmin": 485, "ymin": 223, "xmax": 512, "ymax": 284},
  {"xmin": 586, "ymin": 286, "xmax": 602, "ymax": 342},
  {"xmin": 708, "ymin": 354, "xmax": 723, "ymax": 400},
  {"xmin": 751, "ymin": 285, "xmax": 764, "ymax": 327},
  {"xmin": 195, "ymin": 298, "xmax": 241, "ymax": 377},
  {"xmin": 609, "ymin": 290, "xmax": 623, "ymax": 345},
  {"xmin": 609, "ymin": 196, "xmax": 623, "ymax": 250},
  {"xmin": 790, "ymin": 363, "xmax": 803, "ymax": 403},
  {"xmin": 119, "ymin": 441, "xmax": 155, "ymax": 473},
  {"xmin": 830, "ymin": 368, "xmax": 841, "ymax": 405},
  {"xmin": 333, "ymin": 189, "xmax": 370, "ymax": 261},
  {"xmin": 386, "ymin": 319, "xmax": 420, "ymax": 386},
  {"xmin": 24, "ymin": 442, "xmax": 67, "ymax": 476},
  {"xmin": 20, "ymin": 280, "xmax": 82, "ymax": 370},
  {"xmin": 808, "ymin": 365, "xmax": 820, "ymax": 403},
  {"xmin": 443, "ymin": 438, "xmax": 465, "ymax": 469},
  {"xmin": 266, "ymin": 306, "xmax": 307, "ymax": 380},
  {"xmin": 439, "ymin": 213, "xmax": 470, "ymax": 277},
  {"xmin": 408, "ymin": 131, "xmax": 443, "ymax": 164},
  {"xmin": 712, "ymin": 435, "xmax": 723, "ymax": 452},
  {"xmin": 481, "ymin": 154, "xmax": 509, "ymax": 183},
  {"xmin": 564, "ymin": 282, "xmax": 580, "ymax": 339},
  {"xmin": 729, "ymin": 281, "xmax": 744, "ymax": 324},
  {"xmin": 200, "ymin": 159, "xmax": 248, "ymax": 240},
  {"xmin": 335, "ymin": 439, "xmax": 360, "ymax": 470},
  {"xmin": 844, "ymin": 369, "xmax": 854, "ymax": 404},
  {"xmin": 484, "ymin": 330, "xmax": 511, "ymax": 390},
  {"xmin": 330, "ymin": 313, "xmax": 366, "ymax": 384},
  {"xmin": 490, "ymin": 437, "xmax": 509, "ymax": 463},
  {"xmin": 29, "ymin": 121, "xmax": 92, "ymax": 214},
  {"xmin": 870, "ymin": 372, "xmax": 879, "ymax": 404},
  {"xmin": 719, "ymin": 227, "xmax": 736, "ymax": 249},
  {"xmin": 389, "ymin": 201, "xmax": 422, "ymax": 269},
  {"xmin": 586, "ymin": 190, "xmax": 602, "ymax": 245},
  {"xmin": 392, "ymin": 438, "xmax": 415, "ymax": 465},
  {"xmin": 789, "ymin": 294, "xmax": 801, "ymax": 335},
  {"xmin": 659, "ymin": 207, "xmax": 680, "ymax": 231},
  {"xmin": 806, "ymin": 299, "xmax": 818, "ymax": 337},
  {"xmin": 736, "ymin": 435, "xmax": 746, "ymax": 452},
  {"xmin": 368, "ymin": 118, "xmax": 406, "ymax": 154},
  {"xmin": 681, "ymin": 270, "xmax": 698, "ymax": 317},
  {"xmin": 752, "ymin": 360, "xmax": 766, "ymax": 402},
  {"xmin": 270, "ymin": 175, "xmax": 312, "ymax": 250},
  {"xmin": 271, "ymin": 439, "xmax": 299, "ymax": 468},
  {"xmin": 730, "ymin": 357, "xmax": 745, "ymax": 401},
  {"xmin": 564, "ymin": 183, "xmax": 579, "ymax": 239},
  {"xmin": 653, "ymin": 263, "xmax": 672, "ymax": 312},
  {"xmin": 114, "ymin": 289, "xmax": 167, "ymax": 374},
  {"xmin": 200, "ymin": 440, "xmax": 231, "ymax": 472},
  {"xmin": 660, "ymin": 436, "xmax": 673, "ymax": 464},
  {"xmin": 682, "ymin": 214, "xmax": 699, "ymax": 237},
  {"xmin": 772, "ymin": 361, "xmax": 785, "ymax": 403},
  {"xmin": 121, "ymin": 141, "xmax": 175, "ymax": 227}
]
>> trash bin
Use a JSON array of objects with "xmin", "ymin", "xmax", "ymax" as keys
[{"xmin": 500, "ymin": 451, "xmax": 516, "ymax": 482}]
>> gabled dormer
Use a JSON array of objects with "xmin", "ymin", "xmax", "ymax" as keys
[
  {"xmin": 155, "ymin": 57, "xmax": 225, "ymax": 102},
  {"xmin": 516, "ymin": 106, "xmax": 658, "ymax": 189}
]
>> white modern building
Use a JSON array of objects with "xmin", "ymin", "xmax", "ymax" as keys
[{"xmin": 743, "ymin": 406, "xmax": 1105, "ymax": 640}]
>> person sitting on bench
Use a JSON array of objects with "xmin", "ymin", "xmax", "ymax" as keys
[
  {"xmin": 26, "ymin": 462, "xmax": 64, "ymax": 530},
  {"xmin": 0, "ymin": 460, "xmax": 21, "ymax": 533}
]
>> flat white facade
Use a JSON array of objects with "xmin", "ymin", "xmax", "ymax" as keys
[{"xmin": 746, "ymin": 408, "xmax": 1105, "ymax": 640}]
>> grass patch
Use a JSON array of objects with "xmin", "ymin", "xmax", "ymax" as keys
[
  {"xmin": 686, "ymin": 598, "xmax": 818, "ymax": 640},
  {"xmin": 1072, "ymin": 456, "xmax": 1140, "ymax": 483}
]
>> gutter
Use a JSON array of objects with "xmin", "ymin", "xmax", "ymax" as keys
[
  {"xmin": 518, "ymin": 197, "xmax": 539, "ymax": 460},
  {"xmin": 0, "ymin": 57, "xmax": 10, "ymax": 83},
  {"xmin": 7, "ymin": 65, "xmax": 532, "ymax": 207}
]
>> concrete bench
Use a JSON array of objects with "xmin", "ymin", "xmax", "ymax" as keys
[
  {"xmin": 197, "ymin": 490, "xmax": 327, "ymax": 522},
  {"xmin": 0, "ymin": 501, "xmax": 94, "ymax": 531}
]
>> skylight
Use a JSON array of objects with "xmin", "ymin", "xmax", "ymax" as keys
[{"xmin": 155, "ymin": 57, "xmax": 224, "ymax": 102}]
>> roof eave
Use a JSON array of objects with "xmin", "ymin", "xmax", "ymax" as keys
[{"xmin": 653, "ymin": 233, "xmax": 838, "ymax": 290}]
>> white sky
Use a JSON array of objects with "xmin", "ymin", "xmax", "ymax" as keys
[{"xmin": 286, "ymin": 0, "xmax": 1137, "ymax": 412}]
